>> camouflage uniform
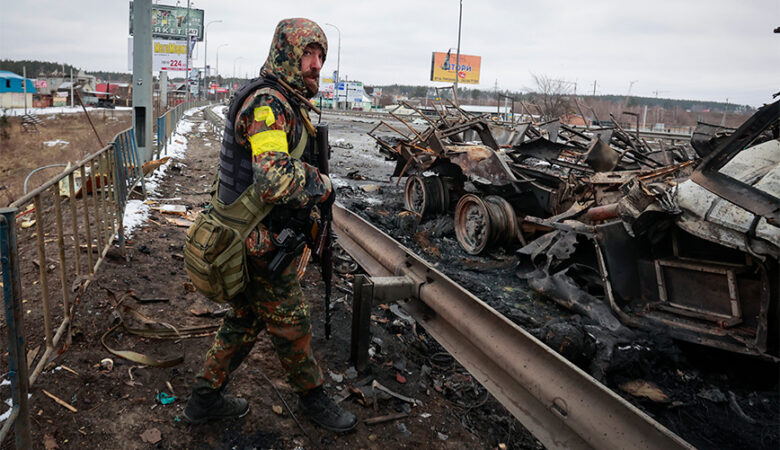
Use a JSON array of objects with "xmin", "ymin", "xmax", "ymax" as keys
[{"xmin": 194, "ymin": 18, "xmax": 329, "ymax": 395}]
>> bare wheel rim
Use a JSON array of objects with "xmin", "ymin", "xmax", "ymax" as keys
[{"xmin": 455, "ymin": 194, "xmax": 491, "ymax": 255}]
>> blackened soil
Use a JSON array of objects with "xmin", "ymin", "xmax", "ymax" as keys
[{"xmin": 324, "ymin": 111, "xmax": 779, "ymax": 450}]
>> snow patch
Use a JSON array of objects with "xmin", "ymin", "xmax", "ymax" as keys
[
  {"xmin": 122, "ymin": 200, "xmax": 151, "ymax": 238},
  {"xmin": 122, "ymin": 109, "xmax": 197, "ymax": 237},
  {"xmin": 2, "ymin": 106, "xmax": 132, "ymax": 117},
  {"xmin": 43, "ymin": 139, "xmax": 69, "ymax": 147},
  {"xmin": 212, "ymin": 105, "xmax": 227, "ymax": 121},
  {"xmin": 0, "ymin": 395, "xmax": 32, "ymax": 423}
]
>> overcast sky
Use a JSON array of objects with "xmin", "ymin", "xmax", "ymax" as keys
[{"xmin": 0, "ymin": 0, "xmax": 777, "ymax": 106}]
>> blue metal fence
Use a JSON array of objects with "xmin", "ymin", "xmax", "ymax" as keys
[
  {"xmin": 155, "ymin": 100, "xmax": 210, "ymax": 159},
  {"xmin": 0, "ymin": 101, "xmax": 212, "ymax": 447}
]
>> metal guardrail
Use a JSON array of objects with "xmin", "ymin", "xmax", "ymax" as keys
[
  {"xmin": 333, "ymin": 205, "xmax": 694, "ymax": 449},
  {"xmin": 203, "ymin": 103, "xmax": 226, "ymax": 133},
  {"xmin": 0, "ymin": 101, "xmax": 210, "ymax": 447}
]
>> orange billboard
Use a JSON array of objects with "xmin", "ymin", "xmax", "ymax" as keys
[{"xmin": 430, "ymin": 51, "xmax": 481, "ymax": 84}]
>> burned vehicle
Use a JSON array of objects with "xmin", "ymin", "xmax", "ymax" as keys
[
  {"xmin": 373, "ymin": 92, "xmax": 778, "ymax": 360},
  {"xmin": 517, "ymin": 100, "xmax": 779, "ymax": 360},
  {"xmin": 370, "ymin": 95, "xmax": 695, "ymax": 255}
]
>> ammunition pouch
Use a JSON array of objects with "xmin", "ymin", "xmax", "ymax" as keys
[{"xmin": 183, "ymin": 188, "xmax": 272, "ymax": 303}]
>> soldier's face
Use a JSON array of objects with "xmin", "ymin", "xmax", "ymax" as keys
[{"xmin": 301, "ymin": 44, "xmax": 324, "ymax": 95}]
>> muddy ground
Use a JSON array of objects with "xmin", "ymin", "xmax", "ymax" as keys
[
  {"xmin": 0, "ymin": 109, "xmax": 132, "ymax": 206},
  {"xmin": 0, "ymin": 107, "xmax": 530, "ymax": 449},
  {"xmin": 0, "ymin": 106, "xmax": 777, "ymax": 449}
]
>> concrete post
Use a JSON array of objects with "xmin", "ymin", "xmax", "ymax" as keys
[
  {"xmin": 69, "ymin": 68, "xmax": 74, "ymax": 108},
  {"xmin": 22, "ymin": 66, "xmax": 27, "ymax": 114},
  {"xmin": 160, "ymin": 71, "xmax": 168, "ymax": 109},
  {"xmin": 132, "ymin": 0, "xmax": 154, "ymax": 163}
]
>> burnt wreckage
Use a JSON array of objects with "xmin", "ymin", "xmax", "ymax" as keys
[{"xmin": 370, "ymin": 96, "xmax": 779, "ymax": 360}]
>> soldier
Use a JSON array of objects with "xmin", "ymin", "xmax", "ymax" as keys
[{"xmin": 183, "ymin": 18, "xmax": 357, "ymax": 432}]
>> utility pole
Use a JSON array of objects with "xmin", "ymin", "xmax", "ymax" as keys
[
  {"xmin": 324, "ymin": 23, "xmax": 341, "ymax": 109},
  {"xmin": 454, "ymin": 0, "xmax": 462, "ymax": 91},
  {"xmin": 184, "ymin": 0, "xmax": 191, "ymax": 104},
  {"xmin": 70, "ymin": 68, "xmax": 74, "ymax": 107},
  {"xmin": 618, "ymin": 80, "xmax": 638, "ymax": 118},
  {"xmin": 204, "ymin": 20, "xmax": 222, "ymax": 101},
  {"xmin": 592, "ymin": 80, "xmax": 597, "ymax": 96},
  {"xmin": 132, "ymin": 0, "xmax": 153, "ymax": 162},
  {"xmin": 22, "ymin": 66, "xmax": 27, "ymax": 115}
]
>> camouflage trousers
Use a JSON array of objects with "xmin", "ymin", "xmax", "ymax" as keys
[{"xmin": 194, "ymin": 252, "xmax": 324, "ymax": 394}]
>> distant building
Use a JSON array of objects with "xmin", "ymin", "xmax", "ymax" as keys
[
  {"xmin": 561, "ymin": 114, "xmax": 587, "ymax": 127},
  {"xmin": 0, "ymin": 70, "xmax": 35, "ymax": 108},
  {"xmin": 97, "ymin": 82, "xmax": 132, "ymax": 106}
]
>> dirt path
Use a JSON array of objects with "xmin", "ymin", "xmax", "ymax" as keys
[{"xmin": 16, "ymin": 107, "xmax": 525, "ymax": 449}]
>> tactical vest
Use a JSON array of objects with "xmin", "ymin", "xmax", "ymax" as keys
[
  {"xmin": 183, "ymin": 77, "xmax": 316, "ymax": 303},
  {"xmin": 217, "ymin": 75, "xmax": 314, "ymax": 205}
]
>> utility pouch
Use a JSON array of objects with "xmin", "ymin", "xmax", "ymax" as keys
[
  {"xmin": 183, "ymin": 212, "xmax": 246, "ymax": 303},
  {"xmin": 183, "ymin": 186, "xmax": 273, "ymax": 303}
]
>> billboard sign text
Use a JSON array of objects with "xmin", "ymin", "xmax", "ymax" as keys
[
  {"xmin": 430, "ymin": 51, "xmax": 481, "ymax": 84},
  {"xmin": 127, "ymin": 37, "xmax": 193, "ymax": 71},
  {"xmin": 129, "ymin": 2, "xmax": 205, "ymax": 41}
]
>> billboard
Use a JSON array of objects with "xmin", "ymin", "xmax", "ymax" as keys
[
  {"xmin": 430, "ymin": 51, "xmax": 481, "ymax": 84},
  {"xmin": 127, "ymin": 37, "xmax": 193, "ymax": 71},
  {"xmin": 336, "ymin": 81, "xmax": 364, "ymax": 102},
  {"xmin": 129, "ymin": 2, "xmax": 205, "ymax": 41}
]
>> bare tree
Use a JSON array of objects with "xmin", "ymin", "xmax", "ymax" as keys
[{"xmin": 529, "ymin": 74, "xmax": 574, "ymax": 121}]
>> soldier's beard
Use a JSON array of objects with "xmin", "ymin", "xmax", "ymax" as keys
[{"xmin": 302, "ymin": 70, "xmax": 319, "ymax": 97}]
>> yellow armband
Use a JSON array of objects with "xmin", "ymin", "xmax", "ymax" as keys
[{"xmin": 249, "ymin": 130, "xmax": 289, "ymax": 156}]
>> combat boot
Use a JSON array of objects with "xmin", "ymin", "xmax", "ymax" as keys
[
  {"xmin": 300, "ymin": 386, "xmax": 357, "ymax": 432},
  {"xmin": 182, "ymin": 389, "xmax": 250, "ymax": 424}
]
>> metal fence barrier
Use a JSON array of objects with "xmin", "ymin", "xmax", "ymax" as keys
[
  {"xmin": 0, "ymin": 101, "xmax": 211, "ymax": 448},
  {"xmin": 156, "ymin": 100, "xmax": 210, "ymax": 159}
]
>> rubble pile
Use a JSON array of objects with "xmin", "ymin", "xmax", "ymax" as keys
[{"xmin": 370, "ymin": 96, "xmax": 780, "ymax": 361}]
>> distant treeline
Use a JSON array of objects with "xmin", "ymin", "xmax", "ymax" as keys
[
  {"xmin": 0, "ymin": 60, "xmax": 753, "ymax": 113},
  {"xmin": 375, "ymin": 84, "xmax": 753, "ymax": 114},
  {"xmin": 0, "ymin": 59, "xmax": 132, "ymax": 83}
]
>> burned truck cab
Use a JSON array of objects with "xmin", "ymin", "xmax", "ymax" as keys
[{"xmin": 572, "ymin": 101, "xmax": 779, "ymax": 360}]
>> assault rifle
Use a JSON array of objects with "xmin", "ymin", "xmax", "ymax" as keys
[{"xmin": 314, "ymin": 123, "xmax": 334, "ymax": 339}]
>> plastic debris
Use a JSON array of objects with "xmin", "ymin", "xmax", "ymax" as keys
[
  {"xmin": 329, "ymin": 370, "xmax": 344, "ymax": 383},
  {"xmin": 140, "ymin": 428, "xmax": 162, "ymax": 444},
  {"xmin": 619, "ymin": 380, "xmax": 669, "ymax": 403},
  {"xmin": 156, "ymin": 392, "xmax": 177, "ymax": 405}
]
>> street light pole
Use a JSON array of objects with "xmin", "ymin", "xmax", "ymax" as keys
[
  {"xmin": 454, "ymin": 0, "xmax": 462, "ymax": 93},
  {"xmin": 185, "ymin": 0, "xmax": 191, "ymax": 103},
  {"xmin": 324, "ymin": 23, "xmax": 341, "ymax": 109},
  {"xmin": 233, "ymin": 56, "xmax": 245, "ymax": 82},
  {"xmin": 204, "ymin": 19, "xmax": 222, "ymax": 100},
  {"xmin": 216, "ymin": 43, "xmax": 227, "ymax": 101}
]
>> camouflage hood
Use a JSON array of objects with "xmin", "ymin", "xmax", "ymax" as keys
[{"xmin": 261, "ymin": 18, "xmax": 327, "ymax": 98}]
